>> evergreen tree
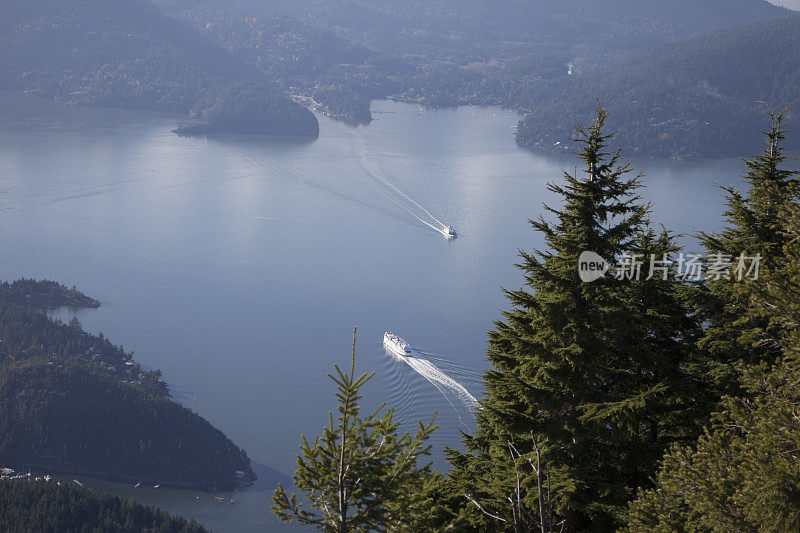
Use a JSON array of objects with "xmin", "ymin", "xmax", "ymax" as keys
[
  {"xmin": 446, "ymin": 107, "xmax": 702, "ymax": 531},
  {"xmin": 271, "ymin": 327, "xmax": 437, "ymax": 532},
  {"xmin": 627, "ymin": 204, "xmax": 800, "ymax": 532},
  {"xmin": 696, "ymin": 106, "xmax": 799, "ymax": 397}
]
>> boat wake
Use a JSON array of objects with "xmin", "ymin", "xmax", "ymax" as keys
[
  {"xmin": 353, "ymin": 137, "xmax": 455, "ymax": 237},
  {"xmin": 403, "ymin": 355, "xmax": 479, "ymax": 413},
  {"xmin": 240, "ymin": 135, "xmax": 456, "ymax": 237},
  {"xmin": 384, "ymin": 340, "xmax": 480, "ymax": 425}
]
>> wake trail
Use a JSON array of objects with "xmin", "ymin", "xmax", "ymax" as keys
[
  {"xmin": 352, "ymin": 135, "xmax": 448, "ymax": 233},
  {"xmin": 354, "ymin": 161, "xmax": 442, "ymax": 231},
  {"xmin": 241, "ymin": 142, "xmax": 451, "ymax": 236},
  {"xmin": 241, "ymin": 155, "xmax": 418, "ymax": 228},
  {"xmin": 381, "ymin": 193, "xmax": 443, "ymax": 232},
  {"xmin": 279, "ymin": 167, "xmax": 424, "ymax": 229},
  {"xmin": 395, "ymin": 352, "xmax": 480, "ymax": 415}
]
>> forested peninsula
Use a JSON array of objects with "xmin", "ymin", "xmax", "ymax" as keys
[
  {"xmin": 175, "ymin": 83, "xmax": 319, "ymax": 137},
  {"xmin": 0, "ymin": 278, "xmax": 255, "ymax": 490}
]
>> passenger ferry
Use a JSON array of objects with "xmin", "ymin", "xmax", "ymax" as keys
[{"xmin": 383, "ymin": 332, "xmax": 413, "ymax": 357}]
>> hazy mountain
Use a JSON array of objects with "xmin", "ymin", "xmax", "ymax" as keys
[
  {"xmin": 1, "ymin": 0, "xmax": 794, "ymax": 155},
  {"xmin": 516, "ymin": 14, "xmax": 800, "ymax": 157},
  {"xmin": 158, "ymin": 0, "xmax": 788, "ymax": 54},
  {"xmin": 0, "ymin": 0, "xmax": 258, "ymax": 112}
]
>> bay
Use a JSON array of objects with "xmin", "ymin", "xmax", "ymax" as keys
[{"xmin": 0, "ymin": 92, "xmax": 753, "ymax": 530}]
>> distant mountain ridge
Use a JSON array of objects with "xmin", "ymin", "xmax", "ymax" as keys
[
  {"xmin": 0, "ymin": 0, "xmax": 319, "ymax": 135},
  {"xmin": 0, "ymin": 0, "xmax": 795, "ymax": 155},
  {"xmin": 165, "ymin": 0, "xmax": 795, "ymax": 157},
  {"xmin": 0, "ymin": 0, "xmax": 257, "ymax": 112},
  {"xmin": 159, "ymin": 0, "xmax": 788, "ymax": 51},
  {"xmin": 516, "ymin": 14, "xmax": 800, "ymax": 157}
]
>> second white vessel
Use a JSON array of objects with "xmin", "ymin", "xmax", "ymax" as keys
[{"xmin": 383, "ymin": 332, "xmax": 413, "ymax": 356}]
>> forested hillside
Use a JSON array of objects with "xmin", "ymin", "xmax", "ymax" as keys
[
  {"xmin": 170, "ymin": 0, "xmax": 796, "ymax": 157},
  {"xmin": 0, "ymin": 0, "xmax": 258, "ymax": 112},
  {"xmin": 177, "ymin": 9, "xmax": 377, "ymax": 123},
  {"xmin": 1, "ymin": 0, "xmax": 793, "ymax": 154},
  {"xmin": 177, "ymin": 82, "xmax": 320, "ymax": 136},
  {"xmin": 0, "ymin": 0, "xmax": 321, "ymax": 136},
  {"xmin": 516, "ymin": 14, "xmax": 800, "ymax": 158},
  {"xmin": 163, "ymin": 0, "xmax": 787, "ymax": 52},
  {"xmin": 0, "ymin": 285, "xmax": 164, "ymax": 393},
  {"xmin": 0, "ymin": 362, "xmax": 253, "ymax": 489},
  {"xmin": 0, "ymin": 280, "xmax": 255, "ymax": 490},
  {"xmin": 0, "ymin": 479, "xmax": 207, "ymax": 532}
]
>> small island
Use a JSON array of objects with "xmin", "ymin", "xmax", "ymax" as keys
[{"xmin": 175, "ymin": 83, "xmax": 320, "ymax": 137}]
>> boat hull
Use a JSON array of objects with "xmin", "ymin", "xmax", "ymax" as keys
[{"xmin": 383, "ymin": 332, "xmax": 413, "ymax": 357}]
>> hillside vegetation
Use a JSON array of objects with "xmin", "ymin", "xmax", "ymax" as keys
[
  {"xmin": 2, "ymin": 0, "xmax": 794, "ymax": 154},
  {"xmin": 177, "ymin": 83, "xmax": 319, "ymax": 136},
  {"xmin": 0, "ymin": 0, "xmax": 256, "ymax": 112},
  {"xmin": 0, "ymin": 280, "xmax": 254, "ymax": 490},
  {"xmin": 0, "ymin": 0, "xmax": 319, "ymax": 135},
  {"xmin": 0, "ymin": 362, "xmax": 253, "ymax": 489},
  {"xmin": 516, "ymin": 14, "xmax": 800, "ymax": 157},
  {"xmin": 0, "ymin": 479, "xmax": 207, "ymax": 532},
  {"xmin": 170, "ymin": 0, "xmax": 796, "ymax": 157}
]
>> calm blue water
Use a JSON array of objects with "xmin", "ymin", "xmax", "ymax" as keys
[{"xmin": 0, "ymin": 92, "xmax": 753, "ymax": 530}]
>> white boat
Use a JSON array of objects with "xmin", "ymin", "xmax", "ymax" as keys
[
  {"xmin": 383, "ymin": 332, "xmax": 413, "ymax": 357},
  {"xmin": 441, "ymin": 225, "xmax": 456, "ymax": 238}
]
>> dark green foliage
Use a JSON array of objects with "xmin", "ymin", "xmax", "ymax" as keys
[
  {"xmin": 446, "ymin": 108, "xmax": 703, "ymax": 531},
  {"xmin": 272, "ymin": 328, "xmax": 437, "ymax": 532},
  {"xmin": 0, "ymin": 288, "xmax": 164, "ymax": 393},
  {"xmin": 176, "ymin": 82, "xmax": 319, "ymax": 136},
  {"xmin": 696, "ymin": 108, "xmax": 799, "ymax": 398},
  {"xmin": 0, "ymin": 478, "xmax": 206, "ymax": 532},
  {"xmin": 626, "ymin": 206, "xmax": 800, "ymax": 532},
  {"xmin": 0, "ymin": 278, "xmax": 254, "ymax": 490},
  {"xmin": 626, "ymin": 364, "xmax": 800, "ymax": 532},
  {"xmin": 0, "ymin": 361, "xmax": 254, "ymax": 490},
  {"xmin": 1, "ymin": 279, "xmax": 100, "ymax": 309}
]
